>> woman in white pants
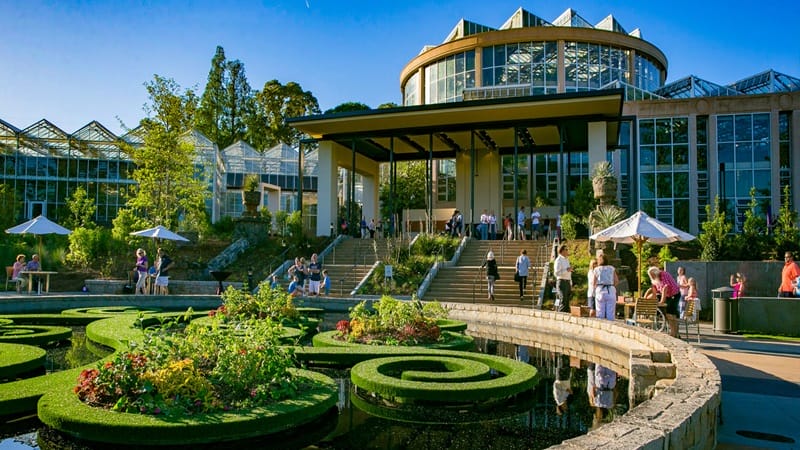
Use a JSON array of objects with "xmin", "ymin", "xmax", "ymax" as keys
[{"xmin": 592, "ymin": 253, "xmax": 618, "ymax": 320}]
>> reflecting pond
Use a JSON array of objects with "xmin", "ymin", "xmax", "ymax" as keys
[{"xmin": 1, "ymin": 332, "xmax": 628, "ymax": 450}]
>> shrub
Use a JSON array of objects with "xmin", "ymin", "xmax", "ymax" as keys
[
  {"xmin": 335, "ymin": 296, "xmax": 447, "ymax": 346},
  {"xmin": 212, "ymin": 284, "xmax": 298, "ymax": 322},
  {"xmin": 560, "ymin": 213, "xmax": 579, "ymax": 241}
]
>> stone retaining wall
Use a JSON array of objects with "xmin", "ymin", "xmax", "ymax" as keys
[
  {"xmin": 443, "ymin": 303, "xmax": 720, "ymax": 450},
  {"xmin": 84, "ymin": 279, "xmax": 243, "ymax": 295}
]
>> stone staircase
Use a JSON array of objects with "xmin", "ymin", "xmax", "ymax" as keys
[
  {"xmin": 318, "ymin": 238, "xmax": 395, "ymax": 296},
  {"xmin": 422, "ymin": 239, "xmax": 552, "ymax": 305}
]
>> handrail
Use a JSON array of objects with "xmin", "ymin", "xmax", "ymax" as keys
[
  {"xmin": 351, "ymin": 260, "xmax": 381, "ymax": 296},
  {"xmin": 319, "ymin": 234, "xmax": 347, "ymax": 265},
  {"xmin": 471, "ymin": 260, "xmax": 485, "ymax": 303}
]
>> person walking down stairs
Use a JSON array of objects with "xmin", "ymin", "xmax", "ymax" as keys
[{"xmin": 516, "ymin": 249, "xmax": 530, "ymax": 301}]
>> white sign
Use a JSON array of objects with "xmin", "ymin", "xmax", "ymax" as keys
[{"xmin": 384, "ymin": 265, "xmax": 393, "ymax": 278}]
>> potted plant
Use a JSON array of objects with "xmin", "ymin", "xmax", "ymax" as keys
[
  {"xmin": 590, "ymin": 161, "xmax": 617, "ymax": 206},
  {"xmin": 242, "ymin": 174, "xmax": 261, "ymax": 217}
]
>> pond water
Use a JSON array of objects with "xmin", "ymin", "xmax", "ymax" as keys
[{"xmin": 1, "ymin": 332, "xmax": 627, "ymax": 450}]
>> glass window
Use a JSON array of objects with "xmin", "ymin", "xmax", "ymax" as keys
[
  {"xmin": 639, "ymin": 120, "xmax": 654, "ymax": 145},
  {"xmin": 640, "ymin": 173, "xmax": 655, "ymax": 199},
  {"xmin": 735, "ymin": 115, "xmax": 753, "ymax": 141},
  {"xmin": 640, "ymin": 146, "xmax": 655, "ymax": 171}
]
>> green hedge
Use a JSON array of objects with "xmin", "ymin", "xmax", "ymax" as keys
[
  {"xmin": 0, "ymin": 342, "xmax": 46, "ymax": 379},
  {"xmin": 0, "ymin": 325, "xmax": 72, "ymax": 346},
  {"xmin": 311, "ymin": 330, "xmax": 474, "ymax": 351},
  {"xmin": 435, "ymin": 319, "xmax": 468, "ymax": 333},
  {"xmin": 350, "ymin": 352, "xmax": 539, "ymax": 403},
  {"xmin": 37, "ymin": 368, "xmax": 338, "ymax": 446},
  {"xmin": 391, "ymin": 356, "xmax": 491, "ymax": 382}
]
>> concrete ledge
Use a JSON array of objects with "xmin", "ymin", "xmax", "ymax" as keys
[
  {"xmin": 442, "ymin": 303, "xmax": 720, "ymax": 450},
  {"xmin": 0, "ymin": 295, "xmax": 223, "ymax": 315},
  {"xmin": 84, "ymin": 279, "xmax": 243, "ymax": 295},
  {"xmin": 737, "ymin": 297, "xmax": 800, "ymax": 336}
]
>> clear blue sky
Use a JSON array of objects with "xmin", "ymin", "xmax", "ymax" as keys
[{"xmin": 2, "ymin": 0, "xmax": 799, "ymax": 135}]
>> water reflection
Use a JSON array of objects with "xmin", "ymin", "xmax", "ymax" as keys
[{"xmin": 1, "ymin": 334, "xmax": 625, "ymax": 450}]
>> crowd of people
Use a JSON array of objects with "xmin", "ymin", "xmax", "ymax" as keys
[
  {"xmin": 451, "ymin": 207, "xmax": 561, "ymax": 241},
  {"xmin": 282, "ymin": 253, "xmax": 330, "ymax": 298}
]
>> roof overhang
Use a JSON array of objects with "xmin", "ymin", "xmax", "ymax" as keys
[{"xmin": 288, "ymin": 89, "xmax": 624, "ymax": 162}]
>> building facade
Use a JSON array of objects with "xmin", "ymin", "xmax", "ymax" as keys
[
  {"xmin": 398, "ymin": 7, "xmax": 800, "ymax": 234},
  {"xmin": 0, "ymin": 119, "xmax": 317, "ymax": 228}
]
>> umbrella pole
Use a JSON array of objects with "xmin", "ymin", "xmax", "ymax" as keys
[{"xmin": 637, "ymin": 240, "xmax": 642, "ymax": 298}]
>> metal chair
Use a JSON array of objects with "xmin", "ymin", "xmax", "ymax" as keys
[
  {"xmin": 679, "ymin": 299, "xmax": 701, "ymax": 343},
  {"xmin": 5, "ymin": 266, "xmax": 21, "ymax": 293}
]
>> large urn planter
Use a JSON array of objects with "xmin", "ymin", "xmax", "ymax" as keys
[
  {"xmin": 241, "ymin": 191, "xmax": 261, "ymax": 217},
  {"xmin": 592, "ymin": 176, "xmax": 617, "ymax": 204}
]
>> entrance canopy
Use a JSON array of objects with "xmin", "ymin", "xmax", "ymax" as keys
[{"xmin": 287, "ymin": 89, "xmax": 624, "ymax": 162}]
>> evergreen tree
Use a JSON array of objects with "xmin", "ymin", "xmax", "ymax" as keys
[
  {"xmin": 324, "ymin": 102, "xmax": 371, "ymax": 114},
  {"xmin": 195, "ymin": 46, "xmax": 253, "ymax": 149}
]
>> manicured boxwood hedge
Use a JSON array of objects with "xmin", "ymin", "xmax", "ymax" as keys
[
  {"xmin": 311, "ymin": 330, "xmax": 475, "ymax": 351},
  {"xmin": 435, "ymin": 319, "xmax": 468, "ymax": 333},
  {"xmin": 0, "ymin": 325, "xmax": 72, "ymax": 346},
  {"xmin": 0, "ymin": 342, "xmax": 46, "ymax": 379},
  {"xmin": 350, "ymin": 352, "xmax": 539, "ymax": 403},
  {"xmin": 390, "ymin": 356, "xmax": 491, "ymax": 382},
  {"xmin": 37, "ymin": 368, "xmax": 338, "ymax": 446}
]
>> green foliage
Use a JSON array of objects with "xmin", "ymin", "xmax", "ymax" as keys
[
  {"xmin": 568, "ymin": 179, "xmax": 597, "ymax": 219},
  {"xmin": 337, "ymin": 296, "xmax": 446, "ymax": 345},
  {"xmin": 111, "ymin": 209, "xmax": 150, "ymax": 245},
  {"xmin": 211, "ymin": 215, "xmax": 235, "ymax": 237},
  {"xmin": 213, "ymin": 284, "xmax": 299, "ymax": 322},
  {"xmin": 286, "ymin": 211, "xmax": 304, "ymax": 244},
  {"xmin": 534, "ymin": 193, "xmax": 553, "ymax": 207},
  {"xmin": 379, "ymin": 161, "xmax": 427, "ymax": 219},
  {"xmin": 66, "ymin": 227, "xmax": 110, "ymax": 269},
  {"xmin": 698, "ymin": 197, "xmax": 732, "ymax": 261},
  {"xmin": 248, "ymin": 80, "xmax": 321, "ymax": 149},
  {"xmin": 0, "ymin": 183, "xmax": 18, "ymax": 232},
  {"xmin": 258, "ymin": 207, "xmax": 273, "ymax": 232},
  {"xmin": 590, "ymin": 161, "xmax": 616, "ymax": 180},
  {"xmin": 122, "ymin": 75, "xmax": 208, "ymax": 230},
  {"xmin": 773, "ymin": 184, "xmax": 800, "ymax": 257},
  {"xmin": 243, "ymin": 174, "xmax": 260, "ymax": 192},
  {"xmin": 411, "ymin": 234, "xmax": 459, "ymax": 260},
  {"xmin": 732, "ymin": 187, "xmax": 768, "ymax": 260},
  {"xmin": 587, "ymin": 204, "xmax": 626, "ymax": 234},
  {"xmin": 75, "ymin": 317, "xmax": 299, "ymax": 417},
  {"xmin": 64, "ymin": 186, "xmax": 97, "ymax": 230},
  {"xmin": 560, "ymin": 213, "xmax": 579, "ymax": 241},
  {"xmin": 195, "ymin": 46, "xmax": 253, "ymax": 149},
  {"xmin": 658, "ymin": 245, "xmax": 677, "ymax": 266},
  {"xmin": 274, "ymin": 210, "xmax": 289, "ymax": 237},
  {"xmin": 324, "ymin": 102, "xmax": 371, "ymax": 114}
]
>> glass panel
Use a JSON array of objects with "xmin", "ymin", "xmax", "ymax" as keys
[
  {"xmin": 735, "ymin": 115, "xmax": 752, "ymax": 141},
  {"xmin": 753, "ymin": 170, "xmax": 770, "ymax": 195},
  {"xmin": 736, "ymin": 170, "xmax": 752, "ymax": 197},
  {"xmin": 673, "ymin": 145, "xmax": 689, "ymax": 170},
  {"xmin": 672, "ymin": 118, "xmax": 688, "ymax": 143},
  {"xmin": 640, "ymin": 199, "xmax": 655, "ymax": 216},
  {"xmin": 735, "ymin": 142, "xmax": 752, "ymax": 166},
  {"xmin": 673, "ymin": 172, "xmax": 689, "ymax": 198},
  {"xmin": 656, "ymin": 145, "xmax": 672, "ymax": 170},
  {"xmin": 639, "ymin": 120, "xmax": 654, "ymax": 145},
  {"xmin": 717, "ymin": 116, "xmax": 734, "ymax": 142},
  {"xmin": 674, "ymin": 200, "xmax": 690, "ymax": 231},
  {"xmin": 640, "ymin": 146, "xmax": 655, "ymax": 171},
  {"xmin": 657, "ymin": 172, "xmax": 672, "ymax": 197},
  {"xmin": 640, "ymin": 173, "xmax": 655, "ymax": 199},
  {"xmin": 718, "ymin": 143, "xmax": 734, "ymax": 164},
  {"xmin": 656, "ymin": 119, "xmax": 672, "ymax": 144},
  {"xmin": 753, "ymin": 113, "xmax": 770, "ymax": 140}
]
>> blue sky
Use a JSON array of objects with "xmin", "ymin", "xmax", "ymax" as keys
[{"xmin": 2, "ymin": 0, "xmax": 799, "ymax": 135}]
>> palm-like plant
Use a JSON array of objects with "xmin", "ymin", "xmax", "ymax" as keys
[{"xmin": 588, "ymin": 204, "xmax": 626, "ymax": 234}]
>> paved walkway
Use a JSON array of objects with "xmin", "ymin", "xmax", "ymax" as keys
[{"xmin": 692, "ymin": 322, "xmax": 800, "ymax": 449}]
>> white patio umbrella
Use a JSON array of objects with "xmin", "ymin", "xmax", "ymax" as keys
[
  {"xmin": 130, "ymin": 225, "xmax": 190, "ymax": 244},
  {"xmin": 5, "ymin": 215, "xmax": 72, "ymax": 257},
  {"xmin": 589, "ymin": 211, "xmax": 696, "ymax": 296}
]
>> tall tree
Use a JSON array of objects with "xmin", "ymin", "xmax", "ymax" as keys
[
  {"xmin": 122, "ymin": 75, "xmax": 207, "ymax": 230},
  {"xmin": 64, "ymin": 185, "xmax": 96, "ymax": 230},
  {"xmin": 195, "ymin": 46, "xmax": 253, "ymax": 149},
  {"xmin": 379, "ymin": 161, "xmax": 427, "ymax": 220},
  {"xmin": 247, "ymin": 80, "xmax": 320, "ymax": 149},
  {"xmin": 324, "ymin": 102, "xmax": 370, "ymax": 114}
]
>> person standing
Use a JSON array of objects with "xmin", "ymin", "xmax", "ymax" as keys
[
  {"xmin": 730, "ymin": 272, "xmax": 746, "ymax": 299},
  {"xmin": 778, "ymin": 251, "xmax": 800, "ymax": 298},
  {"xmin": 592, "ymin": 253, "xmax": 618, "ymax": 320},
  {"xmin": 553, "ymin": 245, "xmax": 572, "ymax": 312},
  {"xmin": 307, "ymin": 253, "xmax": 322, "ymax": 296},
  {"xmin": 479, "ymin": 209, "xmax": 489, "ymax": 240},
  {"xmin": 515, "ymin": 249, "xmax": 530, "ymax": 301},
  {"xmin": 676, "ymin": 266, "xmax": 689, "ymax": 318},
  {"xmin": 488, "ymin": 210, "xmax": 497, "ymax": 240},
  {"xmin": 452, "ymin": 210, "xmax": 463, "ymax": 237},
  {"xmin": 154, "ymin": 248, "xmax": 173, "ymax": 295},
  {"xmin": 531, "ymin": 208, "xmax": 541, "ymax": 240},
  {"xmin": 133, "ymin": 249, "xmax": 148, "ymax": 295},
  {"xmin": 360, "ymin": 217, "xmax": 368, "ymax": 239},
  {"xmin": 516, "ymin": 206, "xmax": 527, "ymax": 240},
  {"xmin": 481, "ymin": 251, "xmax": 500, "ymax": 301},
  {"xmin": 586, "ymin": 259, "xmax": 598, "ymax": 317},
  {"xmin": 322, "ymin": 269, "xmax": 331, "ymax": 296},
  {"xmin": 368, "ymin": 219, "xmax": 376, "ymax": 238},
  {"xmin": 646, "ymin": 267, "xmax": 681, "ymax": 337}
]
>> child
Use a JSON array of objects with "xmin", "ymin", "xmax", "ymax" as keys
[
  {"xmin": 685, "ymin": 277, "xmax": 700, "ymax": 320},
  {"xmin": 269, "ymin": 274, "xmax": 280, "ymax": 290},
  {"xmin": 322, "ymin": 269, "xmax": 330, "ymax": 296},
  {"xmin": 287, "ymin": 275, "xmax": 301, "ymax": 297}
]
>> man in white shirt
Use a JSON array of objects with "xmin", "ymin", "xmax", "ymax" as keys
[
  {"xmin": 488, "ymin": 210, "xmax": 497, "ymax": 240},
  {"xmin": 531, "ymin": 209, "xmax": 541, "ymax": 240},
  {"xmin": 516, "ymin": 206, "xmax": 526, "ymax": 240},
  {"xmin": 553, "ymin": 244, "xmax": 572, "ymax": 312}
]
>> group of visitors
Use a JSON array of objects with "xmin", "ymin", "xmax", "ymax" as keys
[
  {"xmin": 444, "ymin": 210, "xmax": 464, "ymax": 237},
  {"xmin": 284, "ymin": 253, "xmax": 330, "ymax": 297},
  {"xmin": 131, "ymin": 248, "xmax": 173, "ymax": 295},
  {"xmin": 9, "ymin": 253, "xmax": 41, "ymax": 293}
]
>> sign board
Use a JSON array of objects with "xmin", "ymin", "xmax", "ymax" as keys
[{"xmin": 384, "ymin": 265, "xmax": 393, "ymax": 278}]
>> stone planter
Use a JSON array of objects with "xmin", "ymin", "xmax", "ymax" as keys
[
  {"xmin": 241, "ymin": 191, "xmax": 261, "ymax": 217},
  {"xmin": 592, "ymin": 176, "xmax": 617, "ymax": 205}
]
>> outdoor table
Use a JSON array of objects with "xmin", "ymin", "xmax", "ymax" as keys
[{"xmin": 19, "ymin": 270, "xmax": 57, "ymax": 294}]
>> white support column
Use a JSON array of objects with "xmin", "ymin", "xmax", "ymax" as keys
[
  {"xmin": 588, "ymin": 121, "xmax": 607, "ymax": 174},
  {"xmin": 361, "ymin": 175, "xmax": 379, "ymax": 226},
  {"xmin": 316, "ymin": 141, "xmax": 338, "ymax": 237}
]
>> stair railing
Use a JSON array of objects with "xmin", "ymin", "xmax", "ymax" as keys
[{"xmin": 471, "ymin": 258, "xmax": 486, "ymax": 303}]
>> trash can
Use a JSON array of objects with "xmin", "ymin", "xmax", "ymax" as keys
[{"xmin": 711, "ymin": 286, "xmax": 735, "ymax": 333}]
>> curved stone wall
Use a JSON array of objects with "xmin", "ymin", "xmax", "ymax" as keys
[{"xmin": 443, "ymin": 302, "xmax": 720, "ymax": 450}]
